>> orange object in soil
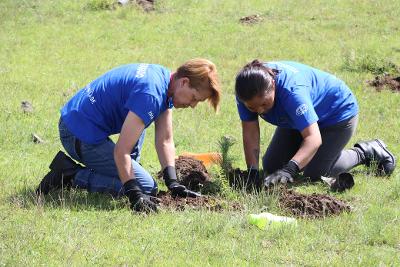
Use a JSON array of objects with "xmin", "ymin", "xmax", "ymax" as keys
[{"xmin": 180, "ymin": 152, "xmax": 222, "ymax": 168}]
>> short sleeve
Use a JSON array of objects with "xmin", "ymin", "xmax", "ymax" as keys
[
  {"xmin": 284, "ymin": 86, "xmax": 319, "ymax": 131},
  {"xmin": 125, "ymin": 93, "xmax": 160, "ymax": 127},
  {"xmin": 236, "ymin": 96, "xmax": 258, "ymax": 121}
]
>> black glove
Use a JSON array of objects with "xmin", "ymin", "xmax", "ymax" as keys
[
  {"xmin": 246, "ymin": 167, "xmax": 261, "ymax": 190},
  {"xmin": 163, "ymin": 166, "xmax": 201, "ymax": 198},
  {"xmin": 123, "ymin": 179, "xmax": 159, "ymax": 213},
  {"xmin": 330, "ymin": 173, "xmax": 355, "ymax": 192},
  {"xmin": 264, "ymin": 160, "xmax": 300, "ymax": 187}
]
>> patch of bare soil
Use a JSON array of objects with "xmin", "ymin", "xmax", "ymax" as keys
[
  {"xmin": 21, "ymin": 100, "xmax": 33, "ymax": 113},
  {"xmin": 157, "ymin": 156, "xmax": 211, "ymax": 191},
  {"xmin": 136, "ymin": 0, "xmax": 155, "ymax": 12},
  {"xmin": 157, "ymin": 191, "xmax": 242, "ymax": 211},
  {"xmin": 368, "ymin": 74, "xmax": 400, "ymax": 92},
  {"xmin": 279, "ymin": 190, "xmax": 351, "ymax": 218},
  {"xmin": 155, "ymin": 156, "xmax": 241, "ymax": 211},
  {"xmin": 239, "ymin": 14, "xmax": 263, "ymax": 25}
]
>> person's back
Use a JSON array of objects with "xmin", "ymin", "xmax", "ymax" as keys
[
  {"xmin": 265, "ymin": 61, "xmax": 358, "ymax": 129},
  {"xmin": 61, "ymin": 63, "xmax": 171, "ymax": 144}
]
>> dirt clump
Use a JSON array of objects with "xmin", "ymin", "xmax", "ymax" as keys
[
  {"xmin": 157, "ymin": 156, "xmax": 211, "ymax": 191},
  {"xmin": 239, "ymin": 14, "xmax": 263, "ymax": 25},
  {"xmin": 157, "ymin": 191, "xmax": 242, "ymax": 211},
  {"xmin": 136, "ymin": 0, "xmax": 155, "ymax": 12},
  {"xmin": 368, "ymin": 74, "xmax": 400, "ymax": 92},
  {"xmin": 175, "ymin": 156, "xmax": 211, "ymax": 191},
  {"xmin": 21, "ymin": 101, "xmax": 33, "ymax": 113},
  {"xmin": 279, "ymin": 190, "xmax": 351, "ymax": 218}
]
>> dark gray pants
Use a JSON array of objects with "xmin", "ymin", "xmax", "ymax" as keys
[{"xmin": 262, "ymin": 115, "xmax": 362, "ymax": 179}]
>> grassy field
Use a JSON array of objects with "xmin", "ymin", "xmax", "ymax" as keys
[{"xmin": 1, "ymin": 0, "xmax": 400, "ymax": 265}]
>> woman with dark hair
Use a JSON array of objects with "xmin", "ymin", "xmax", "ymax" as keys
[
  {"xmin": 37, "ymin": 58, "xmax": 221, "ymax": 212},
  {"xmin": 235, "ymin": 60, "xmax": 396, "ymax": 188}
]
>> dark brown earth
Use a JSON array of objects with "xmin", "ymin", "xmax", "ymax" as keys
[
  {"xmin": 239, "ymin": 14, "xmax": 263, "ymax": 25},
  {"xmin": 279, "ymin": 190, "xmax": 351, "ymax": 218},
  {"xmin": 136, "ymin": 0, "xmax": 155, "ymax": 12},
  {"xmin": 156, "ymin": 191, "xmax": 242, "ymax": 211},
  {"xmin": 155, "ymin": 156, "xmax": 242, "ymax": 210},
  {"xmin": 21, "ymin": 101, "xmax": 33, "ymax": 113},
  {"xmin": 368, "ymin": 74, "xmax": 400, "ymax": 92},
  {"xmin": 158, "ymin": 156, "xmax": 211, "ymax": 191}
]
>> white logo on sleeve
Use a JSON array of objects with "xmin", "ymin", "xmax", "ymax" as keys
[
  {"xmin": 85, "ymin": 84, "xmax": 96, "ymax": 104},
  {"xmin": 135, "ymin": 64, "xmax": 149, "ymax": 78},
  {"xmin": 295, "ymin": 104, "xmax": 308, "ymax": 116},
  {"xmin": 148, "ymin": 111, "xmax": 154, "ymax": 120}
]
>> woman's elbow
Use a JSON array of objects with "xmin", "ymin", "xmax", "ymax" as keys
[
  {"xmin": 114, "ymin": 143, "xmax": 127, "ymax": 159},
  {"xmin": 113, "ymin": 145, "xmax": 120, "ymax": 160},
  {"xmin": 306, "ymin": 132, "xmax": 322, "ymax": 150},
  {"xmin": 314, "ymin": 134, "xmax": 322, "ymax": 149}
]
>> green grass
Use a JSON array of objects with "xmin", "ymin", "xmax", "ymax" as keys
[{"xmin": 1, "ymin": 0, "xmax": 400, "ymax": 265}]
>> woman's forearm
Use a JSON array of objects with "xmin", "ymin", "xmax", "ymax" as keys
[
  {"xmin": 242, "ymin": 121, "xmax": 261, "ymax": 168},
  {"xmin": 292, "ymin": 123, "xmax": 322, "ymax": 169}
]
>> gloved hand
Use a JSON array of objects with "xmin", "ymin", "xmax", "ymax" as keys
[
  {"xmin": 247, "ymin": 167, "xmax": 261, "ymax": 190},
  {"xmin": 330, "ymin": 172, "xmax": 355, "ymax": 192},
  {"xmin": 163, "ymin": 166, "xmax": 201, "ymax": 198},
  {"xmin": 123, "ymin": 179, "xmax": 159, "ymax": 213},
  {"xmin": 264, "ymin": 160, "xmax": 300, "ymax": 187}
]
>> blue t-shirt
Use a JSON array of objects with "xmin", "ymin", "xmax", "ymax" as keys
[
  {"xmin": 61, "ymin": 63, "xmax": 172, "ymax": 144},
  {"xmin": 237, "ymin": 61, "xmax": 358, "ymax": 131}
]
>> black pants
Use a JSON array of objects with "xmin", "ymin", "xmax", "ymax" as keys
[{"xmin": 262, "ymin": 115, "xmax": 362, "ymax": 179}]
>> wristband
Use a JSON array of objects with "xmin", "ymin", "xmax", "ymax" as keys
[
  {"xmin": 163, "ymin": 166, "xmax": 178, "ymax": 186},
  {"xmin": 285, "ymin": 160, "xmax": 300, "ymax": 176},
  {"xmin": 123, "ymin": 179, "xmax": 138, "ymax": 192},
  {"xmin": 288, "ymin": 159, "xmax": 300, "ymax": 170},
  {"xmin": 123, "ymin": 179, "xmax": 143, "ymax": 201},
  {"xmin": 247, "ymin": 166, "xmax": 259, "ymax": 175}
]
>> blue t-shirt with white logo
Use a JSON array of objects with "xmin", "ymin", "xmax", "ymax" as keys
[
  {"xmin": 237, "ymin": 61, "xmax": 358, "ymax": 131},
  {"xmin": 61, "ymin": 64, "xmax": 172, "ymax": 144}
]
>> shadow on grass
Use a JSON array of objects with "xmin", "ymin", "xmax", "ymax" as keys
[{"xmin": 8, "ymin": 186, "xmax": 128, "ymax": 211}]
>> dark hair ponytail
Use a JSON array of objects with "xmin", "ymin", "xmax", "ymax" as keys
[{"xmin": 235, "ymin": 59, "xmax": 278, "ymax": 102}]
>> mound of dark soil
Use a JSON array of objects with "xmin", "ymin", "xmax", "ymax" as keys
[
  {"xmin": 21, "ymin": 100, "xmax": 33, "ymax": 113},
  {"xmin": 368, "ymin": 74, "xmax": 400, "ymax": 92},
  {"xmin": 136, "ymin": 0, "xmax": 155, "ymax": 12},
  {"xmin": 279, "ymin": 190, "xmax": 351, "ymax": 218},
  {"xmin": 239, "ymin": 14, "xmax": 263, "ymax": 25},
  {"xmin": 156, "ymin": 191, "xmax": 242, "ymax": 211},
  {"xmin": 157, "ymin": 156, "xmax": 211, "ymax": 191}
]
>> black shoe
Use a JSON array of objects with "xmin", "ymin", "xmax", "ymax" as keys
[
  {"xmin": 36, "ymin": 151, "xmax": 82, "ymax": 195},
  {"xmin": 354, "ymin": 139, "xmax": 396, "ymax": 176}
]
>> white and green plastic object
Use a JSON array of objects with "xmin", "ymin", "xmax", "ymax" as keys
[{"xmin": 248, "ymin": 212, "xmax": 297, "ymax": 230}]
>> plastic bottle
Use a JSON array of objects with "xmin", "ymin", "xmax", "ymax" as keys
[{"xmin": 248, "ymin": 212, "xmax": 297, "ymax": 230}]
